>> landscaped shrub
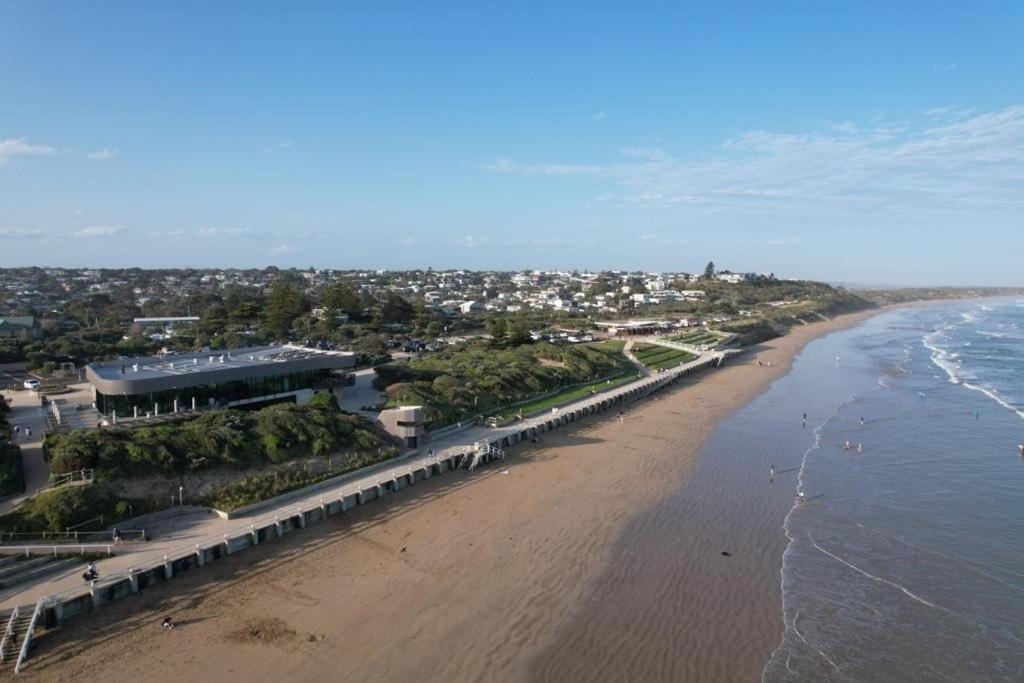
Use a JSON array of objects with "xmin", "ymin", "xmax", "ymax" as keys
[
  {"xmin": 374, "ymin": 341, "xmax": 628, "ymax": 428},
  {"xmin": 44, "ymin": 398, "xmax": 386, "ymax": 479},
  {"xmin": 205, "ymin": 448, "xmax": 399, "ymax": 511}
]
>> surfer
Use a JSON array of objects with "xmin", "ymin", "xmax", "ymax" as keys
[
  {"xmin": 770, "ymin": 464, "xmax": 775, "ymax": 482},
  {"xmin": 843, "ymin": 440, "xmax": 852, "ymax": 451},
  {"xmin": 857, "ymin": 443, "xmax": 863, "ymax": 454},
  {"xmin": 859, "ymin": 417, "xmax": 865, "ymax": 429}
]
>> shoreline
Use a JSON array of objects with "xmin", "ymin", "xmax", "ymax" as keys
[{"xmin": 21, "ymin": 308, "xmax": 882, "ymax": 682}]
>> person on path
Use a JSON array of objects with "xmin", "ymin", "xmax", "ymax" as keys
[
  {"xmin": 112, "ymin": 527, "xmax": 123, "ymax": 545},
  {"xmin": 162, "ymin": 616, "xmax": 175, "ymax": 630}
]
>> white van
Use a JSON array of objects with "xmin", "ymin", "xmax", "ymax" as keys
[{"xmin": 23, "ymin": 379, "xmax": 41, "ymax": 391}]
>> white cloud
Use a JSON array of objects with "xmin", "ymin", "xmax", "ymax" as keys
[
  {"xmin": 263, "ymin": 142, "xmax": 293, "ymax": 153},
  {"xmin": 196, "ymin": 226, "xmax": 252, "ymax": 238},
  {"xmin": 449, "ymin": 235, "xmax": 490, "ymax": 248},
  {"xmin": 0, "ymin": 138, "xmax": 55, "ymax": 164},
  {"xmin": 269, "ymin": 243, "xmax": 297, "ymax": 255},
  {"xmin": 0, "ymin": 227, "xmax": 52, "ymax": 240},
  {"xmin": 640, "ymin": 233, "xmax": 657, "ymax": 240},
  {"xmin": 484, "ymin": 105, "xmax": 1024, "ymax": 219},
  {"xmin": 87, "ymin": 148, "xmax": 117, "ymax": 160},
  {"xmin": 72, "ymin": 225, "xmax": 125, "ymax": 238},
  {"xmin": 592, "ymin": 111, "xmax": 607, "ymax": 120}
]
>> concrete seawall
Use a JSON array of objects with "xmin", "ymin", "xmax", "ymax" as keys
[{"xmin": 10, "ymin": 351, "xmax": 729, "ymax": 674}]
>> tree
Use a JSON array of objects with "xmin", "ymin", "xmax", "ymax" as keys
[
  {"xmin": 381, "ymin": 294, "xmax": 414, "ymax": 324},
  {"xmin": 322, "ymin": 281, "xmax": 362, "ymax": 315},
  {"xmin": 486, "ymin": 318, "xmax": 508, "ymax": 346},
  {"xmin": 506, "ymin": 315, "xmax": 532, "ymax": 346},
  {"xmin": 703, "ymin": 261, "xmax": 715, "ymax": 279},
  {"xmin": 263, "ymin": 278, "xmax": 307, "ymax": 338}
]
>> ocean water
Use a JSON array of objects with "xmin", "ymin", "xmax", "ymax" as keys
[{"xmin": 763, "ymin": 299, "xmax": 1024, "ymax": 681}]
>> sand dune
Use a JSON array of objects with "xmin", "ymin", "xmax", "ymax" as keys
[{"xmin": 22, "ymin": 311, "xmax": 877, "ymax": 682}]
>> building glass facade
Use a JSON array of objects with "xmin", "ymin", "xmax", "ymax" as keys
[{"xmin": 94, "ymin": 368, "xmax": 332, "ymax": 417}]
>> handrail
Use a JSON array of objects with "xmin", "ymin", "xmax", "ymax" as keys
[
  {"xmin": 0, "ymin": 606, "xmax": 18, "ymax": 662},
  {"xmin": 13, "ymin": 351, "xmax": 723, "ymax": 671},
  {"xmin": 2, "ymin": 544, "xmax": 113, "ymax": 558},
  {"xmin": 13, "ymin": 600, "xmax": 40, "ymax": 674}
]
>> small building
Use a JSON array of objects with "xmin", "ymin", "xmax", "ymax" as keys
[
  {"xmin": 311, "ymin": 308, "xmax": 350, "ymax": 323},
  {"xmin": 85, "ymin": 344, "xmax": 355, "ymax": 418},
  {"xmin": 0, "ymin": 316, "xmax": 43, "ymax": 342},
  {"xmin": 377, "ymin": 405, "xmax": 426, "ymax": 449},
  {"xmin": 594, "ymin": 320, "xmax": 673, "ymax": 336}
]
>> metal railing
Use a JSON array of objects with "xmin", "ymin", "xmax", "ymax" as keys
[
  {"xmin": 0, "ymin": 530, "xmax": 144, "ymax": 546},
  {"xmin": 0, "ymin": 606, "xmax": 18, "ymax": 662},
  {"xmin": 14, "ymin": 601, "xmax": 40, "ymax": 674},
  {"xmin": 32, "ymin": 469, "xmax": 94, "ymax": 497}
]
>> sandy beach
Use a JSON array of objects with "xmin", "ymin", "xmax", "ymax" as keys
[{"xmin": 20, "ymin": 310, "xmax": 879, "ymax": 682}]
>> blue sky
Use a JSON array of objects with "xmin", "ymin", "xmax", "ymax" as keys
[{"xmin": 1, "ymin": 2, "xmax": 1022, "ymax": 285}]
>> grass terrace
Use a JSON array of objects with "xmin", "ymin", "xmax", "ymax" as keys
[
  {"xmin": 667, "ymin": 329, "xmax": 726, "ymax": 346},
  {"xmin": 632, "ymin": 343, "xmax": 698, "ymax": 371}
]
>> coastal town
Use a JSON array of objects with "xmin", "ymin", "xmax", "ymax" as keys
[{"xmin": 0, "ymin": 262, "xmax": 873, "ymax": 671}]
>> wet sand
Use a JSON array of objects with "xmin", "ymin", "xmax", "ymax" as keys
[{"xmin": 22, "ymin": 310, "xmax": 879, "ymax": 683}]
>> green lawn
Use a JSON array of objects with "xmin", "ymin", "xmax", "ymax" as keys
[
  {"xmin": 493, "ymin": 370, "xmax": 639, "ymax": 425},
  {"xmin": 668, "ymin": 330, "xmax": 725, "ymax": 346},
  {"xmin": 632, "ymin": 343, "xmax": 698, "ymax": 371},
  {"xmin": 586, "ymin": 339, "xmax": 626, "ymax": 353}
]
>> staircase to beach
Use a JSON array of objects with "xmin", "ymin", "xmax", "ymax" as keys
[{"xmin": 0, "ymin": 606, "xmax": 35, "ymax": 669}]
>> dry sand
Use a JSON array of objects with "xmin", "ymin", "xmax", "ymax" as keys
[{"xmin": 21, "ymin": 311, "xmax": 878, "ymax": 683}]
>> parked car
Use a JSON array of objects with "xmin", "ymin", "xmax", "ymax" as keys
[{"xmin": 23, "ymin": 379, "xmax": 41, "ymax": 390}]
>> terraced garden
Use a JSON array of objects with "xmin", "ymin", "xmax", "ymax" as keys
[
  {"xmin": 631, "ymin": 343, "xmax": 698, "ymax": 371},
  {"xmin": 667, "ymin": 329, "xmax": 726, "ymax": 346}
]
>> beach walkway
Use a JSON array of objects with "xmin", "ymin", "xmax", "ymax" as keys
[
  {"xmin": 0, "ymin": 391, "xmax": 52, "ymax": 516},
  {"xmin": 0, "ymin": 350, "xmax": 726, "ymax": 672}
]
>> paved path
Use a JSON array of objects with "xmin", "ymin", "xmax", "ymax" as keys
[
  {"xmin": 338, "ymin": 367, "xmax": 387, "ymax": 416},
  {"xmin": 0, "ymin": 351, "xmax": 723, "ymax": 610},
  {"xmin": 1, "ymin": 391, "xmax": 51, "ymax": 515}
]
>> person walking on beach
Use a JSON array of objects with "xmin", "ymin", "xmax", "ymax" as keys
[
  {"xmin": 617, "ymin": 411, "xmax": 624, "ymax": 423},
  {"xmin": 162, "ymin": 616, "xmax": 175, "ymax": 630}
]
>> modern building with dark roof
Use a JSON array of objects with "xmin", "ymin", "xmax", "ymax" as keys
[{"xmin": 86, "ymin": 345, "xmax": 355, "ymax": 418}]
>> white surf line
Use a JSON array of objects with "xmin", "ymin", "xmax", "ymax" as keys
[
  {"xmin": 809, "ymin": 534, "xmax": 946, "ymax": 612},
  {"xmin": 853, "ymin": 522, "xmax": 1024, "ymax": 593},
  {"xmin": 790, "ymin": 609, "xmax": 843, "ymax": 675}
]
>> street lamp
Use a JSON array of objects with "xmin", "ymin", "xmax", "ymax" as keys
[{"xmin": 179, "ymin": 485, "xmax": 184, "ymax": 507}]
